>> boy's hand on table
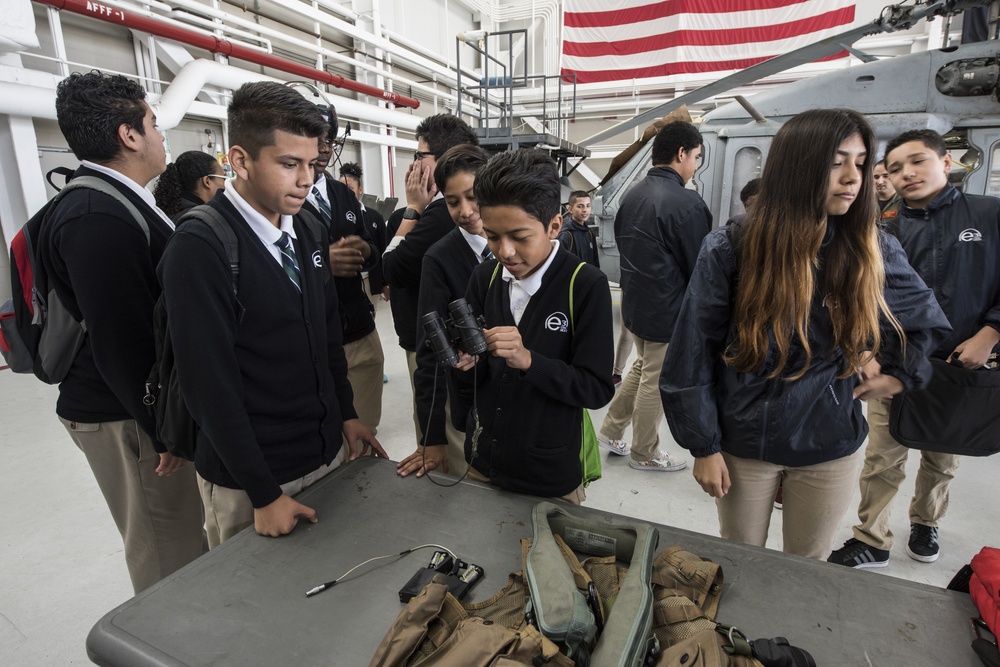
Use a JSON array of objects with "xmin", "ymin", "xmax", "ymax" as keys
[
  {"xmin": 397, "ymin": 444, "xmax": 449, "ymax": 477},
  {"xmin": 342, "ymin": 419, "xmax": 388, "ymax": 460},
  {"xmin": 484, "ymin": 326, "xmax": 531, "ymax": 370},
  {"xmin": 254, "ymin": 494, "xmax": 317, "ymax": 537}
]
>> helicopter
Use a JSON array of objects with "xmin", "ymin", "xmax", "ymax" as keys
[{"xmin": 587, "ymin": 0, "xmax": 1000, "ymax": 283}]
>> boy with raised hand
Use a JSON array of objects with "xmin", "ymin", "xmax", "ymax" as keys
[
  {"xmin": 381, "ymin": 115, "xmax": 479, "ymax": 443},
  {"xmin": 453, "ymin": 150, "xmax": 615, "ymax": 503},
  {"xmin": 830, "ymin": 129, "xmax": 1000, "ymax": 569},
  {"xmin": 158, "ymin": 82, "xmax": 385, "ymax": 548},
  {"xmin": 397, "ymin": 144, "xmax": 491, "ymax": 479}
]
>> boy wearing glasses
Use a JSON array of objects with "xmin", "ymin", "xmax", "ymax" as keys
[{"xmin": 381, "ymin": 114, "xmax": 478, "ymax": 443}]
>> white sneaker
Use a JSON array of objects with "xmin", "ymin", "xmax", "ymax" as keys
[
  {"xmin": 597, "ymin": 434, "xmax": 630, "ymax": 456},
  {"xmin": 628, "ymin": 451, "xmax": 687, "ymax": 472}
]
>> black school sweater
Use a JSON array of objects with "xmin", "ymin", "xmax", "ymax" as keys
[
  {"xmin": 157, "ymin": 195, "xmax": 357, "ymax": 508},
  {"xmin": 302, "ymin": 177, "xmax": 376, "ymax": 344},
  {"xmin": 383, "ymin": 198, "xmax": 454, "ymax": 351},
  {"xmin": 456, "ymin": 248, "xmax": 615, "ymax": 497},
  {"xmin": 414, "ymin": 227, "xmax": 480, "ymax": 445},
  {"xmin": 40, "ymin": 166, "xmax": 171, "ymax": 442},
  {"xmin": 364, "ymin": 205, "xmax": 388, "ymax": 295}
]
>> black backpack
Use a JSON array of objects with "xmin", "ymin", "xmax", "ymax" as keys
[
  {"xmin": 144, "ymin": 205, "xmax": 240, "ymax": 461},
  {"xmin": 1, "ymin": 174, "xmax": 149, "ymax": 383}
]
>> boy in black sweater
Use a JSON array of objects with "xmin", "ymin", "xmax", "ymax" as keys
[
  {"xmin": 303, "ymin": 133, "xmax": 384, "ymax": 439},
  {"xmin": 381, "ymin": 115, "xmax": 478, "ymax": 442},
  {"xmin": 453, "ymin": 150, "xmax": 615, "ymax": 502},
  {"xmin": 398, "ymin": 144, "xmax": 491, "ymax": 478},
  {"xmin": 158, "ymin": 82, "xmax": 385, "ymax": 548},
  {"xmin": 42, "ymin": 71, "xmax": 203, "ymax": 593}
]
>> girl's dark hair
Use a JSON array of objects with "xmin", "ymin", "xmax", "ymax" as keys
[
  {"xmin": 475, "ymin": 150, "xmax": 560, "ymax": 228},
  {"xmin": 339, "ymin": 162, "xmax": 363, "ymax": 182},
  {"xmin": 433, "ymin": 144, "xmax": 489, "ymax": 192},
  {"xmin": 153, "ymin": 151, "xmax": 220, "ymax": 215},
  {"xmin": 726, "ymin": 108, "xmax": 903, "ymax": 380}
]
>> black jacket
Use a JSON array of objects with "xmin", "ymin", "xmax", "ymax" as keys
[
  {"xmin": 302, "ymin": 177, "xmax": 376, "ymax": 344},
  {"xmin": 39, "ymin": 166, "xmax": 171, "ymax": 443},
  {"xmin": 414, "ymin": 227, "xmax": 479, "ymax": 446},
  {"xmin": 557, "ymin": 219, "xmax": 600, "ymax": 268},
  {"xmin": 383, "ymin": 198, "xmax": 454, "ymax": 351},
  {"xmin": 363, "ymin": 205, "xmax": 388, "ymax": 295},
  {"xmin": 455, "ymin": 248, "xmax": 614, "ymax": 497},
  {"xmin": 890, "ymin": 185, "xmax": 1000, "ymax": 358},
  {"xmin": 616, "ymin": 166, "xmax": 712, "ymax": 343},
  {"xmin": 171, "ymin": 192, "xmax": 203, "ymax": 223},
  {"xmin": 661, "ymin": 226, "xmax": 950, "ymax": 467},
  {"xmin": 158, "ymin": 194, "xmax": 356, "ymax": 508}
]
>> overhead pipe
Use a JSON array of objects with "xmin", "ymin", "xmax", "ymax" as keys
[
  {"xmin": 32, "ymin": 0, "xmax": 420, "ymax": 109},
  {"xmin": 161, "ymin": 0, "xmax": 456, "ymax": 104},
  {"xmin": 155, "ymin": 59, "xmax": 420, "ymax": 132}
]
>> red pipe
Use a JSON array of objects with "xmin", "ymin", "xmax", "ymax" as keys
[{"xmin": 34, "ymin": 0, "xmax": 420, "ymax": 109}]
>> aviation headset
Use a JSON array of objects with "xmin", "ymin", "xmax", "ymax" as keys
[{"xmin": 284, "ymin": 81, "xmax": 340, "ymax": 147}]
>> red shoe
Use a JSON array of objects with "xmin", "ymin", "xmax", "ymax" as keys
[{"xmin": 773, "ymin": 485, "xmax": 783, "ymax": 510}]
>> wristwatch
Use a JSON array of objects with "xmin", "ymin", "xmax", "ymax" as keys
[{"xmin": 403, "ymin": 208, "xmax": 420, "ymax": 220}]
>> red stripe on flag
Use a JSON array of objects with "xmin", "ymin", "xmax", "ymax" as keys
[
  {"xmin": 564, "ymin": 0, "xmax": 814, "ymax": 29},
  {"xmin": 561, "ymin": 50, "xmax": 848, "ymax": 84},
  {"xmin": 563, "ymin": 7, "xmax": 853, "ymax": 57}
]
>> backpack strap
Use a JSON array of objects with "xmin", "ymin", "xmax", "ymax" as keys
[
  {"xmin": 176, "ymin": 205, "xmax": 239, "ymax": 294},
  {"xmin": 488, "ymin": 261, "xmax": 502, "ymax": 288},
  {"xmin": 569, "ymin": 262, "xmax": 585, "ymax": 335},
  {"xmin": 60, "ymin": 176, "xmax": 151, "ymax": 244},
  {"xmin": 296, "ymin": 207, "xmax": 328, "ymax": 247}
]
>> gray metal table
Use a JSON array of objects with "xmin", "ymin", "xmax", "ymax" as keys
[{"xmin": 87, "ymin": 458, "xmax": 981, "ymax": 666}]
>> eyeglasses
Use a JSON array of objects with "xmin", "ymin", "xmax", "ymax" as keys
[
  {"xmin": 413, "ymin": 151, "xmax": 434, "ymax": 162},
  {"xmin": 207, "ymin": 174, "xmax": 227, "ymax": 180}
]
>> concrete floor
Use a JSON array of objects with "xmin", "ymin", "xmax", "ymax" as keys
[{"xmin": 1, "ymin": 292, "xmax": 997, "ymax": 665}]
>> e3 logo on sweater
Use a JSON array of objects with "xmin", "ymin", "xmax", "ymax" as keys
[{"xmin": 545, "ymin": 312, "xmax": 569, "ymax": 333}]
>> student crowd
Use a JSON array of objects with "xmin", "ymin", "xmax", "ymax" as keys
[{"xmin": 38, "ymin": 71, "xmax": 999, "ymax": 594}]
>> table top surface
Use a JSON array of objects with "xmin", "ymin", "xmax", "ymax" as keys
[{"xmin": 87, "ymin": 458, "xmax": 981, "ymax": 666}]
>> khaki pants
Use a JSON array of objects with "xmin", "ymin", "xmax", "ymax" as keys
[
  {"xmin": 717, "ymin": 449, "xmax": 863, "ymax": 560},
  {"xmin": 465, "ymin": 467, "xmax": 586, "ymax": 505},
  {"xmin": 852, "ymin": 398, "xmax": 960, "ymax": 550},
  {"xmin": 613, "ymin": 314, "xmax": 634, "ymax": 376},
  {"xmin": 344, "ymin": 328, "xmax": 385, "ymax": 434},
  {"xmin": 405, "ymin": 350, "xmax": 424, "ymax": 444},
  {"xmin": 599, "ymin": 337, "xmax": 668, "ymax": 463},
  {"xmin": 443, "ymin": 395, "xmax": 470, "ymax": 477},
  {"xmin": 197, "ymin": 455, "xmax": 344, "ymax": 549},
  {"xmin": 60, "ymin": 417, "xmax": 205, "ymax": 593}
]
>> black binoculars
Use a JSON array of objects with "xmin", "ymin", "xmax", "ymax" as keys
[{"xmin": 420, "ymin": 299, "xmax": 487, "ymax": 367}]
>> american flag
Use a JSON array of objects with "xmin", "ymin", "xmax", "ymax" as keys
[{"xmin": 561, "ymin": 0, "xmax": 857, "ymax": 84}]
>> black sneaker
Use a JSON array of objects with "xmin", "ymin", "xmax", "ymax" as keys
[
  {"xmin": 906, "ymin": 523, "xmax": 940, "ymax": 563},
  {"xmin": 827, "ymin": 538, "xmax": 889, "ymax": 569}
]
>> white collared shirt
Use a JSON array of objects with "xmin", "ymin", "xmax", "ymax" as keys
[
  {"xmin": 81, "ymin": 160, "xmax": 175, "ymax": 230},
  {"xmin": 502, "ymin": 240, "xmax": 559, "ymax": 325},
  {"xmin": 224, "ymin": 180, "xmax": 296, "ymax": 268},
  {"xmin": 306, "ymin": 173, "xmax": 327, "ymax": 211},
  {"xmin": 459, "ymin": 226, "xmax": 489, "ymax": 262}
]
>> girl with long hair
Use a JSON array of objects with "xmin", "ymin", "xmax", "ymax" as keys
[
  {"xmin": 660, "ymin": 108, "xmax": 949, "ymax": 559},
  {"xmin": 153, "ymin": 150, "xmax": 225, "ymax": 220}
]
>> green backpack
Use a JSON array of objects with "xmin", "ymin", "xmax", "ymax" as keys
[{"xmin": 487, "ymin": 262, "xmax": 602, "ymax": 487}]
